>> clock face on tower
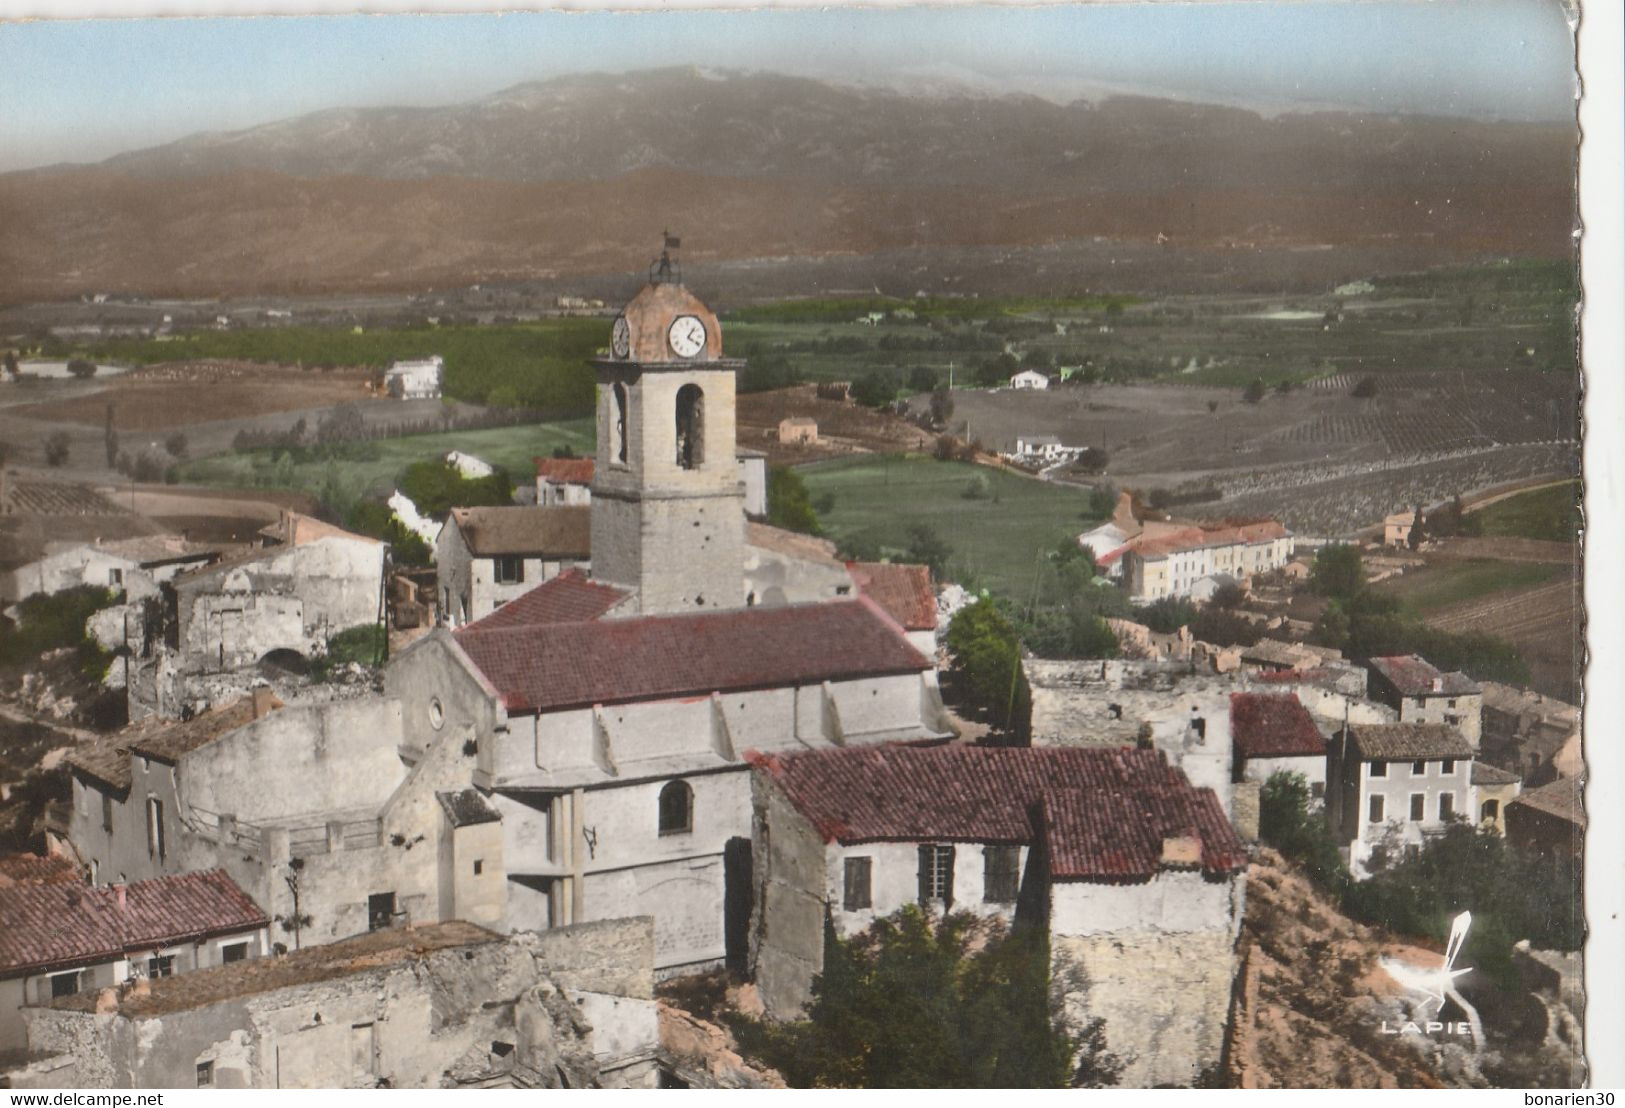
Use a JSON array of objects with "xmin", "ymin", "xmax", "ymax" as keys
[
  {"xmin": 611, "ymin": 316, "xmax": 631, "ymax": 359},
  {"xmin": 668, "ymin": 315, "xmax": 707, "ymax": 359}
]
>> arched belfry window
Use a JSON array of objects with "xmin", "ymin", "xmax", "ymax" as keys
[
  {"xmin": 659, "ymin": 780, "xmax": 693, "ymax": 835},
  {"xmin": 612, "ymin": 382, "xmax": 629, "ymax": 465},
  {"xmin": 675, "ymin": 384, "xmax": 704, "ymax": 469}
]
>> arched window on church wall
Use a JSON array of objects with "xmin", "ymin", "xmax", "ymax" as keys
[
  {"xmin": 676, "ymin": 384, "xmax": 704, "ymax": 470},
  {"xmin": 612, "ymin": 382, "xmax": 629, "ymax": 464},
  {"xmin": 659, "ymin": 780, "xmax": 693, "ymax": 835}
]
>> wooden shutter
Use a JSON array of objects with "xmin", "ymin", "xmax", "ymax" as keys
[{"xmin": 843, "ymin": 857, "xmax": 872, "ymax": 911}]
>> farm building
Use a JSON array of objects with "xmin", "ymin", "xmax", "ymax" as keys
[
  {"xmin": 435, "ymin": 505, "xmax": 591, "ymax": 625},
  {"xmin": 1229, "ymin": 691, "xmax": 1328, "ymax": 794},
  {"xmin": 383, "ymin": 356, "xmax": 443, "ymax": 399},
  {"xmin": 745, "ymin": 742, "xmax": 1248, "ymax": 1088},
  {"xmin": 1118, "ymin": 519, "xmax": 1294, "ymax": 602},
  {"xmin": 1504, "ymin": 775, "xmax": 1585, "ymax": 864},
  {"xmin": 777, "ymin": 417, "xmax": 818, "ymax": 445},
  {"xmin": 1383, "ymin": 511, "xmax": 1418, "ymax": 547},
  {"xmin": 1008, "ymin": 369, "xmax": 1050, "ymax": 390}
]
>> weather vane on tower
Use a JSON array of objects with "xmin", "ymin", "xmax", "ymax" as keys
[{"xmin": 651, "ymin": 229, "xmax": 682, "ymax": 285}]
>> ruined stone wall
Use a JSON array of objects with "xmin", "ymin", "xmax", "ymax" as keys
[
  {"xmin": 524, "ymin": 916, "xmax": 656, "ymax": 1000},
  {"xmin": 434, "ymin": 521, "xmax": 474, "ymax": 626},
  {"xmin": 748, "ymin": 771, "xmax": 829, "ymax": 1019},
  {"xmin": 742, "ymin": 543, "xmax": 852, "ymax": 607},
  {"xmin": 1050, "ymin": 871, "xmax": 1243, "ymax": 1088}
]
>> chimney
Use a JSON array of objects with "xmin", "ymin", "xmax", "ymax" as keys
[
  {"xmin": 113, "ymin": 883, "xmax": 127, "ymax": 911},
  {"xmin": 1160, "ymin": 835, "xmax": 1203, "ymax": 869},
  {"xmin": 252, "ymin": 687, "xmax": 277, "ymax": 719}
]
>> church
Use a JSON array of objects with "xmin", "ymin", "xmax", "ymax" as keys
[{"xmin": 388, "ymin": 248, "xmax": 955, "ymax": 973}]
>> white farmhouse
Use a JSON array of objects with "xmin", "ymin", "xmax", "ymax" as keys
[
  {"xmin": 1008, "ymin": 369, "xmax": 1050, "ymax": 390},
  {"xmin": 383, "ymin": 356, "xmax": 444, "ymax": 400},
  {"xmin": 1326, "ymin": 723, "xmax": 1476, "ymax": 879}
]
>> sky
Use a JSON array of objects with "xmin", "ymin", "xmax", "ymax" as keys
[{"xmin": 0, "ymin": 0, "xmax": 1579, "ymax": 172}]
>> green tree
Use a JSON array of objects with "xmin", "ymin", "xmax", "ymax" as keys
[
  {"xmin": 1140, "ymin": 595, "xmax": 1197, "ymax": 633},
  {"xmin": 348, "ymin": 501, "xmax": 432, "ymax": 567},
  {"xmin": 1406, "ymin": 504, "xmax": 1426, "ymax": 551},
  {"xmin": 766, "ymin": 466, "xmax": 822, "ymax": 536},
  {"xmin": 946, "ymin": 600, "xmax": 1030, "ymax": 734},
  {"xmin": 904, "ymin": 523, "xmax": 953, "ymax": 580},
  {"xmin": 398, "ymin": 460, "xmax": 513, "ymax": 517},
  {"xmin": 1352, "ymin": 376, "xmax": 1379, "ymax": 399},
  {"xmin": 1259, "ymin": 772, "xmax": 1351, "ymax": 896},
  {"xmin": 43, "ymin": 431, "xmax": 70, "ymax": 467},
  {"xmin": 164, "ymin": 432, "xmax": 189, "ymax": 460},
  {"xmin": 907, "ymin": 365, "xmax": 939, "ymax": 393},
  {"xmin": 731, "ymin": 908, "xmax": 1100, "ymax": 1088},
  {"xmin": 104, "ymin": 403, "xmax": 119, "ymax": 468},
  {"xmin": 851, "ymin": 371, "xmax": 897, "ymax": 409},
  {"xmin": 929, "ymin": 386, "xmax": 955, "ymax": 426},
  {"xmin": 1309, "ymin": 543, "xmax": 1363, "ymax": 600},
  {"xmin": 66, "ymin": 357, "xmax": 97, "ymax": 379},
  {"xmin": 1242, "ymin": 378, "xmax": 1267, "ymax": 404}
]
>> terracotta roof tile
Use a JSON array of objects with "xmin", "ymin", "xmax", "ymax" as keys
[
  {"xmin": 0, "ymin": 870, "xmax": 267, "ymax": 977},
  {"xmin": 534, "ymin": 457, "xmax": 595, "ymax": 485},
  {"xmin": 1509, "ymin": 775, "xmax": 1585, "ymax": 827},
  {"xmin": 457, "ymin": 569, "xmax": 628, "ymax": 630},
  {"xmin": 1368, "ymin": 655, "xmax": 1481, "ymax": 696},
  {"xmin": 1230, "ymin": 692, "xmax": 1327, "ymax": 759},
  {"xmin": 66, "ymin": 738, "xmax": 134, "ymax": 793},
  {"xmin": 1344, "ymin": 723, "xmax": 1475, "ymax": 761},
  {"xmin": 450, "ymin": 506, "xmax": 591, "ymax": 558},
  {"xmin": 0, "ymin": 853, "xmax": 82, "ymax": 888},
  {"xmin": 749, "ymin": 743, "xmax": 1246, "ymax": 883},
  {"xmin": 1470, "ymin": 761, "xmax": 1522, "ymax": 786},
  {"xmin": 847, "ymin": 562, "xmax": 938, "ymax": 631},
  {"xmin": 456, "ymin": 597, "xmax": 931, "ymax": 713}
]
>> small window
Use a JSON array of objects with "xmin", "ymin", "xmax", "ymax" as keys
[
  {"xmin": 612, "ymin": 382, "xmax": 630, "ymax": 465},
  {"xmin": 1410, "ymin": 760, "xmax": 1427, "ymax": 776},
  {"xmin": 1369, "ymin": 761, "xmax": 1388, "ymax": 778},
  {"xmin": 918, "ymin": 844, "xmax": 955, "ymax": 904},
  {"xmin": 1447, "ymin": 699, "xmax": 1457, "ymax": 708},
  {"xmin": 102, "ymin": 793, "xmax": 114, "ymax": 834},
  {"xmin": 196, "ymin": 1061, "xmax": 214, "ymax": 1088},
  {"xmin": 983, "ymin": 846, "xmax": 1021, "ymax": 904},
  {"xmin": 1441, "ymin": 759, "xmax": 1456, "ymax": 775},
  {"xmin": 50, "ymin": 971, "xmax": 81, "ymax": 999},
  {"xmin": 147, "ymin": 954, "xmax": 175, "ymax": 978},
  {"xmin": 843, "ymin": 856, "xmax": 873, "ymax": 911},
  {"xmin": 473, "ymin": 859, "xmax": 484, "ymax": 876},
  {"xmin": 1310, "ymin": 781, "xmax": 1326, "ymax": 800},
  {"xmin": 1409, "ymin": 794, "xmax": 1425, "ymax": 821},
  {"xmin": 110, "ymin": 567, "xmax": 124, "ymax": 588},
  {"xmin": 352, "ymin": 1022, "xmax": 378, "ymax": 1078},
  {"xmin": 658, "ymin": 780, "xmax": 693, "ymax": 835},
  {"xmin": 221, "ymin": 941, "xmax": 249, "ymax": 964},
  {"xmin": 1439, "ymin": 792, "xmax": 1455, "ymax": 820},
  {"xmin": 368, "ymin": 892, "xmax": 397, "ymax": 932},
  {"xmin": 493, "ymin": 556, "xmax": 525, "ymax": 585},
  {"xmin": 147, "ymin": 797, "xmax": 166, "ymax": 861},
  {"xmin": 1368, "ymin": 795, "xmax": 1385, "ymax": 823}
]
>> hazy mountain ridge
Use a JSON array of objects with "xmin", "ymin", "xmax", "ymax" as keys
[{"xmin": 0, "ymin": 67, "xmax": 1575, "ymax": 302}]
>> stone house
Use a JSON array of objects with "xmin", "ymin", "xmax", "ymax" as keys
[
  {"xmin": 1, "ymin": 534, "xmax": 217, "ymax": 608},
  {"xmin": 1478, "ymin": 682, "xmax": 1579, "ymax": 783},
  {"xmin": 1326, "ymin": 723, "xmax": 1476, "ymax": 879},
  {"xmin": 1505, "ymin": 776, "xmax": 1585, "ymax": 863},
  {"xmin": 776, "ymin": 417, "xmax": 817, "ymax": 445},
  {"xmin": 1383, "ymin": 511, "xmax": 1417, "ymax": 547},
  {"xmin": 1470, "ymin": 762, "xmax": 1522, "ymax": 833},
  {"xmin": 66, "ymin": 689, "xmax": 503, "ymax": 950},
  {"xmin": 1121, "ymin": 520, "xmax": 1293, "ymax": 602},
  {"xmin": 435, "ymin": 505, "xmax": 590, "ymax": 626},
  {"xmin": 745, "ymin": 742, "xmax": 1248, "ymax": 1088},
  {"xmin": 9, "ymin": 918, "xmax": 660, "ymax": 1090},
  {"xmin": 1229, "ymin": 691, "xmax": 1328, "ymax": 795},
  {"xmin": 0, "ymin": 870, "xmax": 268, "ymax": 1053},
  {"xmin": 1365, "ymin": 654, "xmax": 1482, "ymax": 748},
  {"xmin": 534, "ymin": 457, "xmax": 595, "ymax": 507}
]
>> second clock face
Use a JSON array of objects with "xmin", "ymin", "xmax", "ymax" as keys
[
  {"xmin": 611, "ymin": 316, "xmax": 631, "ymax": 359},
  {"xmin": 668, "ymin": 315, "xmax": 707, "ymax": 358}
]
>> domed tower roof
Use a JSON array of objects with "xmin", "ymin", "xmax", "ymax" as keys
[{"xmin": 615, "ymin": 281, "xmax": 724, "ymax": 364}]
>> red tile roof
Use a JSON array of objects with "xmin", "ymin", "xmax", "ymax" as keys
[
  {"xmin": 457, "ymin": 569, "xmax": 628, "ymax": 631},
  {"xmin": 846, "ymin": 562, "xmax": 938, "ymax": 631},
  {"xmin": 534, "ymin": 457, "xmax": 595, "ymax": 485},
  {"xmin": 748, "ymin": 743, "xmax": 1246, "ymax": 883},
  {"xmin": 1124, "ymin": 520, "xmax": 1290, "ymax": 561},
  {"xmin": 1230, "ymin": 692, "xmax": 1327, "ymax": 759},
  {"xmin": 455, "ymin": 597, "xmax": 933, "ymax": 713},
  {"xmin": 1368, "ymin": 655, "xmax": 1480, "ymax": 697},
  {"xmin": 0, "ymin": 852, "xmax": 82, "ymax": 888},
  {"xmin": 0, "ymin": 870, "xmax": 267, "ymax": 977},
  {"xmin": 1042, "ymin": 785, "xmax": 1246, "ymax": 882}
]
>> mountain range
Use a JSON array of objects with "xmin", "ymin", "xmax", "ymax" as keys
[{"xmin": 0, "ymin": 67, "xmax": 1577, "ymax": 302}]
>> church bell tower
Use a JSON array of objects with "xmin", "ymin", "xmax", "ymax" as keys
[{"xmin": 589, "ymin": 237, "xmax": 747, "ymax": 615}]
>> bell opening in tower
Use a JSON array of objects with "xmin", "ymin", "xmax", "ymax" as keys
[
  {"xmin": 676, "ymin": 384, "xmax": 705, "ymax": 470},
  {"xmin": 612, "ymin": 381, "xmax": 629, "ymax": 464}
]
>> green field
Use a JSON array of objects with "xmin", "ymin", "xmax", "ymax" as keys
[
  {"xmin": 174, "ymin": 419, "xmax": 596, "ymax": 512},
  {"xmin": 72, "ymin": 321, "xmax": 603, "ymax": 410},
  {"xmin": 1471, "ymin": 480, "xmax": 1582, "ymax": 543},
  {"xmin": 1377, "ymin": 559, "xmax": 1561, "ymax": 616},
  {"xmin": 799, "ymin": 455, "xmax": 1103, "ymax": 600}
]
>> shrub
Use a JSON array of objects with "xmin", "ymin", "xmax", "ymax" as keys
[
  {"xmin": 766, "ymin": 466, "xmax": 822, "ymax": 536},
  {"xmin": 66, "ymin": 358, "xmax": 97, "ymax": 379},
  {"xmin": 164, "ymin": 432, "xmax": 188, "ymax": 459},
  {"xmin": 398, "ymin": 460, "xmax": 513, "ymax": 518},
  {"xmin": 312, "ymin": 622, "xmax": 387, "ymax": 678},
  {"xmin": 0, "ymin": 585, "xmax": 120, "ymax": 671},
  {"xmin": 1352, "ymin": 376, "xmax": 1379, "ymax": 399},
  {"xmin": 43, "ymin": 431, "xmax": 70, "ymax": 467}
]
